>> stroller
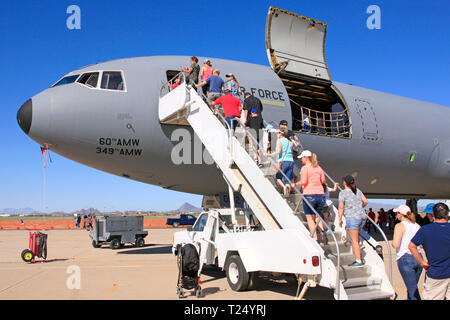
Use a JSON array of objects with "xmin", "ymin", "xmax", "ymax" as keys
[{"xmin": 176, "ymin": 243, "xmax": 202, "ymax": 298}]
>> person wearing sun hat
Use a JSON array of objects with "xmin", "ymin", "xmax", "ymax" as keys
[
  {"xmin": 392, "ymin": 204, "xmax": 422, "ymax": 300},
  {"xmin": 291, "ymin": 150, "xmax": 326, "ymax": 242}
]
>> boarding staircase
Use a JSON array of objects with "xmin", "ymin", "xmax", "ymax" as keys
[{"xmin": 159, "ymin": 76, "xmax": 395, "ymax": 300}]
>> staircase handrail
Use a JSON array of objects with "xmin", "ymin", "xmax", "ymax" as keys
[
  {"xmin": 237, "ymin": 118, "xmax": 342, "ymax": 299},
  {"xmin": 322, "ymin": 171, "xmax": 393, "ymax": 284},
  {"xmin": 165, "ymin": 86, "xmax": 342, "ymax": 299},
  {"xmin": 160, "ymin": 72, "xmax": 187, "ymax": 98}
]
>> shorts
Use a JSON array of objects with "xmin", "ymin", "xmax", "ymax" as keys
[
  {"xmin": 207, "ymin": 92, "xmax": 221, "ymax": 102},
  {"xmin": 423, "ymin": 276, "xmax": 450, "ymax": 300},
  {"xmin": 303, "ymin": 194, "xmax": 325, "ymax": 215},
  {"xmin": 276, "ymin": 161, "xmax": 294, "ymax": 184},
  {"xmin": 346, "ymin": 218, "xmax": 366, "ymax": 230}
]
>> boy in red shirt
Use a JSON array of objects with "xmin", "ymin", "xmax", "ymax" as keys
[{"xmin": 210, "ymin": 89, "xmax": 242, "ymax": 131}]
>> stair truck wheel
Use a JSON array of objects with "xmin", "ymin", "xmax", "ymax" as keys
[
  {"xmin": 173, "ymin": 222, "xmax": 179, "ymax": 228},
  {"xmin": 225, "ymin": 254, "xmax": 250, "ymax": 291},
  {"xmin": 21, "ymin": 249, "xmax": 34, "ymax": 262},
  {"xmin": 176, "ymin": 287, "xmax": 185, "ymax": 298},
  {"xmin": 110, "ymin": 238, "xmax": 121, "ymax": 250},
  {"xmin": 135, "ymin": 237, "xmax": 145, "ymax": 247},
  {"xmin": 92, "ymin": 240, "xmax": 101, "ymax": 248}
]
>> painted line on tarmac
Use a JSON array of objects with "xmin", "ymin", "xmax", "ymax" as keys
[
  {"xmin": 0, "ymin": 270, "xmax": 44, "ymax": 294},
  {"xmin": 0, "ymin": 265, "xmax": 167, "ymax": 270}
]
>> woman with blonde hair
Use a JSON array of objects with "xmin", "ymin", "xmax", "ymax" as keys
[
  {"xmin": 291, "ymin": 150, "xmax": 326, "ymax": 241},
  {"xmin": 392, "ymin": 205, "xmax": 422, "ymax": 300}
]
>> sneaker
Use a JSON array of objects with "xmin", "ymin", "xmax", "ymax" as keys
[{"xmin": 347, "ymin": 261, "xmax": 364, "ymax": 267}]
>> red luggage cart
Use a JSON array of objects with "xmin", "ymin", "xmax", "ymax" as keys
[{"xmin": 21, "ymin": 231, "xmax": 48, "ymax": 263}]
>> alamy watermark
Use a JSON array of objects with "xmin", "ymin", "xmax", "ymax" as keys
[
  {"xmin": 66, "ymin": 265, "xmax": 81, "ymax": 290},
  {"xmin": 170, "ymin": 125, "xmax": 277, "ymax": 166},
  {"xmin": 66, "ymin": 5, "xmax": 81, "ymax": 30},
  {"xmin": 366, "ymin": 5, "xmax": 381, "ymax": 30}
]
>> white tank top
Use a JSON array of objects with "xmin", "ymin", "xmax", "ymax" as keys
[{"xmin": 396, "ymin": 221, "xmax": 421, "ymax": 260}]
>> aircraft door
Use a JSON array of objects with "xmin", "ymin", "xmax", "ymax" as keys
[
  {"xmin": 265, "ymin": 6, "xmax": 331, "ymax": 81},
  {"xmin": 352, "ymin": 98, "xmax": 380, "ymax": 142}
]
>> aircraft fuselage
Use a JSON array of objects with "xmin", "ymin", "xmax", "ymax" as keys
[{"xmin": 17, "ymin": 56, "xmax": 450, "ymax": 199}]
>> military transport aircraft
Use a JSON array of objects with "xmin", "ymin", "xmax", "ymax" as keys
[{"xmin": 16, "ymin": 7, "xmax": 450, "ymax": 208}]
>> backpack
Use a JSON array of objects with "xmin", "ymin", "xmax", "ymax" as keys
[{"xmin": 181, "ymin": 243, "xmax": 200, "ymax": 277}]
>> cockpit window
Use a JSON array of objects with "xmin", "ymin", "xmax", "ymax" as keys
[
  {"xmin": 101, "ymin": 71, "xmax": 124, "ymax": 90},
  {"xmin": 52, "ymin": 75, "xmax": 80, "ymax": 87},
  {"xmin": 77, "ymin": 72, "xmax": 99, "ymax": 88}
]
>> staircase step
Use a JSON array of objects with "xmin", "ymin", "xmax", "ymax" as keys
[
  {"xmin": 321, "ymin": 240, "xmax": 353, "ymax": 254},
  {"xmin": 325, "ymin": 229, "xmax": 340, "ymax": 241},
  {"xmin": 287, "ymin": 193, "xmax": 303, "ymax": 203},
  {"xmin": 345, "ymin": 286, "xmax": 393, "ymax": 300},
  {"xmin": 339, "ymin": 265, "xmax": 371, "ymax": 280},
  {"xmin": 328, "ymin": 251, "xmax": 355, "ymax": 266},
  {"xmin": 260, "ymin": 166, "xmax": 276, "ymax": 176},
  {"xmin": 341, "ymin": 276, "xmax": 382, "ymax": 289}
]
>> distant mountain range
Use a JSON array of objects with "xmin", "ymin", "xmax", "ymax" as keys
[
  {"xmin": 174, "ymin": 202, "xmax": 203, "ymax": 213},
  {"xmin": 4, "ymin": 200, "xmax": 437, "ymax": 216},
  {"xmin": 0, "ymin": 202, "xmax": 202, "ymax": 215}
]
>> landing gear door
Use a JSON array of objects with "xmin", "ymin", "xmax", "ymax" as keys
[{"xmin": 265, "ymin": 6, "xmax": 331, "ymax": 81}]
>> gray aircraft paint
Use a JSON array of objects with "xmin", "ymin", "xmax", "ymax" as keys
[{"xmin": 19, "ymin": 55, "xmax": 450, "ymax": 199}]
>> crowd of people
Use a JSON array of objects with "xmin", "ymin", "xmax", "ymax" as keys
[
  {"xmin": 174, "ymin": 57, "xmax": 449, "ymax": 300},
  {"xmin": 75, "ymin": 214, "xmax": 94, "ymax": 230}
]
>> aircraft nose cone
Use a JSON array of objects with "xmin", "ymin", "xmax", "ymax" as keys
[{"xmin": 17, "ymin": 99, "xmax": 32, "ymax": 135}]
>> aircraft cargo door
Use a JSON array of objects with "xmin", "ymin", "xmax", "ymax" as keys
[{"xmin": 266, "ymin": 6, "xmax": 331, "ymax": 81}]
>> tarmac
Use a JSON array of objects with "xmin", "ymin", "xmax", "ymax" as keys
[{"xmin": 0, "ymin": 227, "xmax": 424, "ymax": 300}]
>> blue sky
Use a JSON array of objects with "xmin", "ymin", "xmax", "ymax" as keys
[{"xmin": 1, "ymin": 0, "xmax": 449, "ymax": 213}]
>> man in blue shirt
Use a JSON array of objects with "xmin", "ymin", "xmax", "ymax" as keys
[
  {"xmin": 196, "ymin": 69, "xmax": 224, "ymax": 102},
  {"xmin": 409, "ymin": 202, "xmax": 450, "ymax": 300}
]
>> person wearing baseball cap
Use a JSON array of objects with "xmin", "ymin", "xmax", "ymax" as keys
[
  {"xmin": 291, "ymin": 150, "xmax": 326, "ymax": 242},
  {"xmin": 224, "ymin": 73, "xmax": 241, "ymax": 97},
  {"xmin": 392, "ymin": 204, "xmax": 422, "ymax": 300},
  {"xmin": 409, "ymin": 202, "xmax": 450, "ymax": 300}
]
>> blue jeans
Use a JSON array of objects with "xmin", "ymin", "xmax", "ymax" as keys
[
  {"xmin": 303, "ymin": 194, "xmax": 325, "ymax": 215},
  {"xmin": 359, "ymin": 228, "xmax": 371, "ymax": 241},
  {"xmin": 276, "ymin": 161, "xmax": 294, "ymax": 184},
  {"xmin": 397, "ymin": 253, "xmax": 422, "ymax": 300},
  {"xmin": 226, "ymin": 116, "xmax": 239, "ymax": 131}
]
